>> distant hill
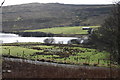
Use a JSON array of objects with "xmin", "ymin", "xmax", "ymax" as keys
[{"xmin": 2, "ymin": 3, "xmax": 112, "ymax": 32}]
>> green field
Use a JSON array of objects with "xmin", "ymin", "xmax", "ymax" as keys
[
  {"xmin": 1, "ymin": 42, "xmax": 118, "ymax": 67},
  {"xmin": 24, "ymin": 26, "xmax": 99, "ymax": 34}
]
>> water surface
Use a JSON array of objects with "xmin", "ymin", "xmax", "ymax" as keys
[{"xmin": 0, "ymin": 33, "xmax": 78, "ymax": 44}]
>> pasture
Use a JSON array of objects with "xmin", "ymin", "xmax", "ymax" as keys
[
  {"xmin": 2, "ymin": 42, "xmax": 118, "ymax": 67},
  {"xmin": 24, "ymin": 26, "xmax": 99, "ymax": 34}
]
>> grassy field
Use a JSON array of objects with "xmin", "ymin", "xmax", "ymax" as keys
[
  {"xmin": 24, "ymin": 26, "xmax": 99, "ymax": 34},
  {"xmin": 1, "ymin": 42, "xmax": 117, "ymax": 67}
]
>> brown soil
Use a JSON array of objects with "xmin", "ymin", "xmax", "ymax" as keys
[{"xmin": 2, "ymin": 60, "xmax": 120, "ymax": 78}]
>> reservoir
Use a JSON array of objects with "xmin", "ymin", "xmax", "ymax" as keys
[{"xmin": 0, "ymin": 33, "xmax": 78, "ymax": 44}]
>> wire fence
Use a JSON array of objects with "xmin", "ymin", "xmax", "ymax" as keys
[
  {"xmin": 2, "ymin": 48, "xmax": 116, "ymax": 67},
  {"xmin": 2, "ymin": 47, "xmax": 119, "ymax": 78}
]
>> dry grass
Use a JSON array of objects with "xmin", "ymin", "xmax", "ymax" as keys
[{"xmin": 2, "ymin": 60, "xmax": 120, "ymax": 78}]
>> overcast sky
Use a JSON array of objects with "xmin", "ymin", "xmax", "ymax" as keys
[{"xmin": 1, "ymin": 0, "xmax": 118, "ymax": 6}]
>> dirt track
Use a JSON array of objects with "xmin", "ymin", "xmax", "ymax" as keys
[{"xmin": 2, "ymin": 58, "xmax": 120, "ymax": 78}]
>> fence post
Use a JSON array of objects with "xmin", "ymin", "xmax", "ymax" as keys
[
  {"xmin": 17, "ymin": 53, "xmax": 18, "ymax": 57},
  {"xmin": 65, "ymin": 57, "xmax": 67, "ymax": 63},
  {"xmin": 107, "ymin": 60, "xmax": 109, "ymax": 66},
  {"xmin": 22, "ymin": 51, "xmax": 24, "ymax": 59},
  {"xmin": 8, "ymin": 49, "xmax": 10, "ymax": 57},
  {"xmin": 109, "ymin": 54, "xmax": 112, "ymax": 78},
  {"xmin": 88, "ymin": 57, "xmax": 90, "ymax": 64},
  {"xmin": 29, "ymin": 55, "xmax": 31, "ymax": 60},
  {"xmin": 98, "ymin": 59, "xmax": 100, "ymax": 64},
  {"xmin": 77, "ymin": 57, "xmax": 79, "ymax": 64},
  {"xmin": 85, "ymin": 58, "xmax": 87, "ymax": 63},
  {"xmin": 36, "ymin": 55, "xmax": 38, "ymax": 61}
]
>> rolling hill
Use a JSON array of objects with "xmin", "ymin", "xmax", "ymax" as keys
[{"xmin": 2, "ymin": 3, "xmax": 112, "ymax": 32}]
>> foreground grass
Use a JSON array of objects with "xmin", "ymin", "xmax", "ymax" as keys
[
  {"xmin": 24, "ymin": 26, "xmax": 99, "ymax": 34},
  {"xmin": 1, "ymin": 42, "xmax": 118, "ymax": 67}
]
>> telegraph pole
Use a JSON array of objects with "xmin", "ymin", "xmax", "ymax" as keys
[
  {"xmin": 0, "ymin": 0, "xmax": 5, "ymax": 32},
  {"xmin": 0, "ymin": 1, "xmax": 5, "ymax": 80},
  {"xmin": 0, "ymin": 0, "xmax": 5, "ymax": 8}
]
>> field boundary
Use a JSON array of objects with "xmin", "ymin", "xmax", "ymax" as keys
[{"xmin": 3, "ymin": 57, "xmax": 119, "ymax": 70}]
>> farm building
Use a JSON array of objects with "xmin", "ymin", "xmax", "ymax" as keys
[
  {"xmin": 82, "ymin": 27, "xmax": 91, "ymax": 30},
  {"xmin": 82, "ymin": 27, "xmax": 93, "ymax": 34}
]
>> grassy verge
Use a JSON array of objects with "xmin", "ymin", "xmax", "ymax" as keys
[{"xmin": 24, "ymin": 26, "xmax": 99, "ymax": 34}]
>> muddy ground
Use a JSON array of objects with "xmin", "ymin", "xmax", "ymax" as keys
[{"xmin": 2, "ymin": 59, "xmax": 120, "ymax": 79}]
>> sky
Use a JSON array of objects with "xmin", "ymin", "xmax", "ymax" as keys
[{"xmin": 0, "ymin": 0, "xmax": 118, "ymax": 6}]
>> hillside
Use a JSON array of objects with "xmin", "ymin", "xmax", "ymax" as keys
[{"xmin": 2, "ymin": 3, "xmax": 112, "ymax": 32}]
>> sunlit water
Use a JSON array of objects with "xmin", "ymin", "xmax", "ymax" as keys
[{"xmin": 0, "ymin": 33, "xmax": 78, "ymax": 44}]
